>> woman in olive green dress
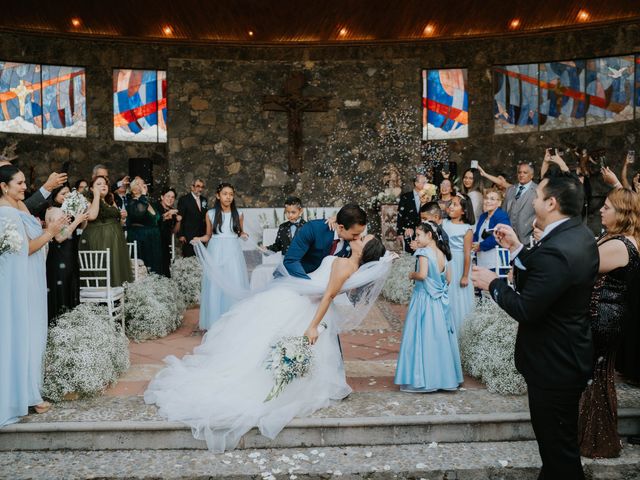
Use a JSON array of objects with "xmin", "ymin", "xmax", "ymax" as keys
[
  {"xmin": 126, "ymin": 177, "xmax": 162, "ymax": 274},
  {"xmin": 80, "ymin": 176, "xmax": 133, "ymax": 286}
]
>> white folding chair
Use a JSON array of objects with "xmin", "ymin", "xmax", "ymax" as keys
[
  {"xmin": 78, "ymin": 248, "xmax": 125, "ymax": 331},
  {"xmin": 171, "ymin": 233, "xmax": 176, "ymax": 262},
  {"xmin": 127, "ymin": 241, "xmax": 139, "ymax": 282}
]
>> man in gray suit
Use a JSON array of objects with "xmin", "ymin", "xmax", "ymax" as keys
[{"xmin": 503, "ymin": 162, "xmax": 537, "ymax": 244}]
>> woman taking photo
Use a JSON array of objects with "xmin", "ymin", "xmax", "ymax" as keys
[
  {"xmin": 81, "ymin": 175, "xmax": 132, "ymax": 286},
  {"xmin": 126, "ymin": 177, "xmax": 162, "ymax": 275},
  {"xmin": 155, "ymin": 187, "xmax": 182, "ymax": 277}
]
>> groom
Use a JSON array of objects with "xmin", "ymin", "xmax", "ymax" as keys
[{"xmin": 283, "ymin": 204, "xmax": 367, "ymax": 278}]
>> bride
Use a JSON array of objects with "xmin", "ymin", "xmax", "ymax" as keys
[{"xmin": 144, "ymin": 234, "xmax": 391, "ymax": 452}]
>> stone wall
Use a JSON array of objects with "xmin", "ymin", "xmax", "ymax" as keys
[{"xmin": 0, "ymin": 22, "xmax": 639, "ymax": 225}]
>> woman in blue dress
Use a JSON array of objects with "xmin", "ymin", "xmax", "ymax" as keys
[
  {"xmin": 442, "ymin": 193, "xmax": 476, "ymax": 334},
  {"xmin": 395, "ymin": 222, "xmax": 463, "ymax": 392},
  {"xmin": 0, "ymin": 165, "xmax": 67, "ymax": 425},
  {"xmin": 192, "ymin": 183, "xmax": 249, "ymax": 331}
]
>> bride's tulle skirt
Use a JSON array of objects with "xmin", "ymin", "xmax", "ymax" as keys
[{"xmin": 144, "ymin": 286, "xmax": 351, "ymax": 452}]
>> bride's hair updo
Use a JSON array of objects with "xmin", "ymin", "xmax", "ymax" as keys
[{"xmin": 360, "ymin": 237, "xmax": 386, "ymax": 265}]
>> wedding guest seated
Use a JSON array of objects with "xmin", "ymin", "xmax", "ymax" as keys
[
  {"xmin": 578, "ymin": 187, "xmax": 640, "ymax": 458},
  {"xmin": 263, "ymin": 196, "xmax": 306, "ymax": 256},
  {"xmin": 81, "ymin": 176, "xmax": 132, "ymax": 286},
  {"xmin": 472, "ymin": 188, "xmax": 511, "ymax": 271},
  {"xmin": 155, "ymin": 187, "xmax": 182, "ymax": 277},
  {"xmin": 45, "ymin": 185, "xmax": 89, "ymax": 324},
  {"xmin": 74, "ymin": 179, "xmax": 88, "ymax": 195},
  {"xmin": 126, "ymin": 177, "xmax": 162, "ymax": 275}
]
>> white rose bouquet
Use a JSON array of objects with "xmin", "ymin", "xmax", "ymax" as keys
[
  {"xmin": 61, "ymin": 190, "xmax": 89, "ymax": 218},
  {"xmin": 0, "ymin": 218, "xmax": 23, "ymax": 256}
]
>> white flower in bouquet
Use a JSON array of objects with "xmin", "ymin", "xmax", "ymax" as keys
[
  {"xmin": 61, "ymin": 190, "xmax": 89, "ymax": 217},
  {"xmin": 0, "ymin": 218, "xmax": 23, "ymax": 256},
  {"xmin": 263, "ymin": 324, "xmax": 326, "ymax": 402}
]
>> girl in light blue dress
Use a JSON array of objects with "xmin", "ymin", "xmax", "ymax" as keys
[
  {"xmin": 193, "ymin": 183, "xmax": 249, "ymax": 331},
  {"xmin": 395, "ymin": 222, "xmax": 463, "ymax": 392},
  {"xmin": 0, "ymin": 165, "xmax": 67, "ymax": 426},
  {"xmin": 442, "ymin": 193, "xmax": 476, "ymax": 334}
]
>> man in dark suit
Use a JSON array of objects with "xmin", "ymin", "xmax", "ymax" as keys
[
  {"xmin": 113, "ymin": 176, "xmax": 130, "ymax": 210},
  {"xmin": 265, "ymin": 196, "xmax": 306, "ymax": 256},
  {"xmin": 472, "ymin": 172, "xmax": 598, "ymax": 480},
  {"xmin": 177, "ymin": 178, "xmax": 207, "ymax": 257},
  {"xmin": 284, "ymin": 204, "xmax": 366, "ymax": 279},
  {"xmin": 396, "ymin": 173, "xmax": 427, "ymax": 252}
]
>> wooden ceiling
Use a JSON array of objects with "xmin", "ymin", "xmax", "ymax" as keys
[{"xmin": 1, "ymin": 0, "xmax": 639, "ymax": 44}]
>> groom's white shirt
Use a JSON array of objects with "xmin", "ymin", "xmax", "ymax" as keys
[{"xmin": 333, "ymin": 230, "xmax": 345, "ymax": 256}]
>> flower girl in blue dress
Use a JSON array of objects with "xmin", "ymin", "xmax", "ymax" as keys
[
  {"xmin": 394, "ymin": 222, "xmax": 464, "ymax": 393},
  {"xmin": 193, "ymin": 183, "xmax": 249, "ymax": 331}
]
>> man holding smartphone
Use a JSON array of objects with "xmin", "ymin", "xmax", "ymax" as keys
[{"xmin": 472, "ymin": 172, "xmax": 598, "ymax": 480}]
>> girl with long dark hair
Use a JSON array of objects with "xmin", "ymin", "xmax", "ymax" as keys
[{"xmin": 192, "ymin": 183, "xmax": 249, "ymax": 331}]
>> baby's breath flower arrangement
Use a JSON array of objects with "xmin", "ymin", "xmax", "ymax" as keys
[
  {"xmin": 0, "ymin": 217, "xmax": 22, "ymax": 256},
  {"xmin": 459, "ymin": 297, "xmax": 526, "ymax": 395},
  {"xmin": 171, "ymin": 256, "xmax": 202, "ymax": 306},
  {"xmin": 42, "ymin": 304, "xmax": 130, "ymax": 401},
  {"xmin": 125, "ymin": 273, "xmax": 186, "ymax": 342},
  {"xmin": 381, "ymin": 252, "xmax": 415, "ymax": 304}
]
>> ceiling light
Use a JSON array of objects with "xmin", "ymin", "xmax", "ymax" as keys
[
  {"xmin": 509, "ymin": 18, "xmax": 521, "ymax": 29},
  {"xmin": 577, "ymin": 9, "xmax": 590, "ymax": 21},
  {"xmin": 248, "ymin": 30, "xmax": 254, "ymax": 37},
  {"xmin": 338, "ymin": 27, "xmax": 348, "ymax": 37},
  {"xmin": 423, "ymin": 24, "xmax": 435, "ymax": 36},
  {"xmin": 162, "ymin": 25, "xmax": 173, "ymax": 35},
  {"xmin": 71, "ymin": 18, "xmax": 81, "ymax": 28}
]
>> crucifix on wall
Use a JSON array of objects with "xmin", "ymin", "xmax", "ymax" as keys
[{"xmin": 262, "ymin": 72, "xmax": 329, "ymax": 173}]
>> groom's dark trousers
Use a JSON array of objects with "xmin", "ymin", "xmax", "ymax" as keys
[{"xmin": 489, "ymin": 217, "xmax": 598, "ymax": 480}]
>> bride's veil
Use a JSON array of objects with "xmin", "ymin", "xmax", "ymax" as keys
[{"xmin": 193, "ymin": 241, "xmax": 395, "ymax": 332}]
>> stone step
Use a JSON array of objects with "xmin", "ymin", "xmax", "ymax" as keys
[
  {"xmin": 2, "ymin": 409, "xmax": 639, "ymax": 451},
  {"xmin": 1, "ymin": 441, "xmax": 640, "ymax": 479}
]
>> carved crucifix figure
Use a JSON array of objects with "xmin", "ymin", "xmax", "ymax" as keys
[{"xmin": 263, "ymin": 72, "xmax": 329, "ymax": 173}]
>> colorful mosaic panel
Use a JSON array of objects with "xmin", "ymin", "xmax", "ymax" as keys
[
  {"xmin": 539, "ymin": 60, "xmax": 586, "ymax": 130},
  {"xmin": 493, "ymin": 64, "xmax": 539, "ymax": 134},
  {"xmin": 41, "ymin": 65, "xmax": 86, "ymax": 137},
  {"xmin": 0, "ymin": 62, "xmax": 42, "ymax": 134},
  {"xmin": 113, "ymin": 69, "xmax": 167, "ymax": 142},
  {"xmin": 635, "ymin": 55, "xmax": 640, "ymax": 116},
  {"xmin": 422, "ymin": 69, "xmax": 468, "ymax": 140},
  {"xmin": 157, "ymin": 70, "xmax": 167, "ymax": 143},
  {"xmin": 585, "ymin": 55, "xmax": 634, "ymax": 125}
]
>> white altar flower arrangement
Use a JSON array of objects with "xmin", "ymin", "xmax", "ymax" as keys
[
  {"xmin": 170, "ymin": 256, "xmax": 203, "ymax": 306},
  {"xmin": 0, "ymin": 217, "xmax": 23, "ymax": 256},
  {"xmin": 61, "ymin": 190, "xmax": 89, "ymax": 217},
  {"xmin": 381, "ymin": 252, "xmax": 415, "ymax": 304},
  {"xmin": 459, "ymin": 297, "xmax": 526, "ymax": 395},
  {"xmin": 42, "ymin": 304, "xmax": 130, "ymax": 401},
  {"xmin": 366, "ymin": 186, "xmax": 402, "ymax": 210},
  {"xmin": 263, "ymin": 323, "xmax": 326, "ymax": 402},
  {"xmin": 125, "ymin": 273, "xmax": 186, "ymax": 342}
]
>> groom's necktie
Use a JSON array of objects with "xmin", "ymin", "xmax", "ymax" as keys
[
  {"xmin": 329, "ymin": 239, "xmax": 340, "ymax": 255},
  {"xmin": 336, "ymin": 242, "xmax": 350, "ymax": 257}
]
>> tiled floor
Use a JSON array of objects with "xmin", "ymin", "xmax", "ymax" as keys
[{"xmin": 106, "ymin": 301, "xmax": 482, "ymax": 396}]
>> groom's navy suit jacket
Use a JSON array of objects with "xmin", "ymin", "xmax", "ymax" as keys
[{"xmin": 283, "ymin": 220, "xmax": 335, "ymax": 279}]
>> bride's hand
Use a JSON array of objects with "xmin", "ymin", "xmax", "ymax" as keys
[{"xmin": 304, "ymin": 326, "xmax": 319, "ymax": 345}]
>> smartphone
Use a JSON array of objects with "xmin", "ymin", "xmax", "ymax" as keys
[
  {"xmin": 470, "ymin": 160, "xmax": 479, "ymax": 169},
  {"xmin": 481, "ymin": 228, "xmax": 496, "ymax": 240}
]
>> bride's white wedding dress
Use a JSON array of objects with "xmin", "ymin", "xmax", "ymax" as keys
[{"xmin": 145, "ymin": 255, "xmax": 389, "ymax": 452}]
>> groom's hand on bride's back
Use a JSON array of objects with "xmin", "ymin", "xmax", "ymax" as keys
[{"xmin": 325, "ymin": 216, "xmax": 337, "ymax": 231}]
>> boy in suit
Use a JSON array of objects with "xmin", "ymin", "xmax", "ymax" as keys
[{"xmin": 264, "ymin": 196, "xmax": 306, "ymax": 256}]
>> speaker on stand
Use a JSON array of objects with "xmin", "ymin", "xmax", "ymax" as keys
[{"xmin": 128, "ymin": 158, "xmax": 153, "ymax": 192}]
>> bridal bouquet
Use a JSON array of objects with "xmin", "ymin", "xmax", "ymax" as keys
[
  {"xmin": 264, "ymin": 323, "xmax": 327, "ymax": 402},
  {"xmin": 61, "ymin": 190, "xmax": 89, "ymax": 217},
  {"xmin": 0, "ymin": 218, "xmax": 23, "ymax": 256}
]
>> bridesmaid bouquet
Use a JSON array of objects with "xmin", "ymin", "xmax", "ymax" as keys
[
  {"xmin": 0, "ymin": 218, "xmax": 23, "ymax": 256},
  {"xmin": 264, "ymin": 323, "xmax": 326, "ymax": 402},
  {"xmin": 61, "ymin": 190, "xmax": 89, "ymax": 217}
]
